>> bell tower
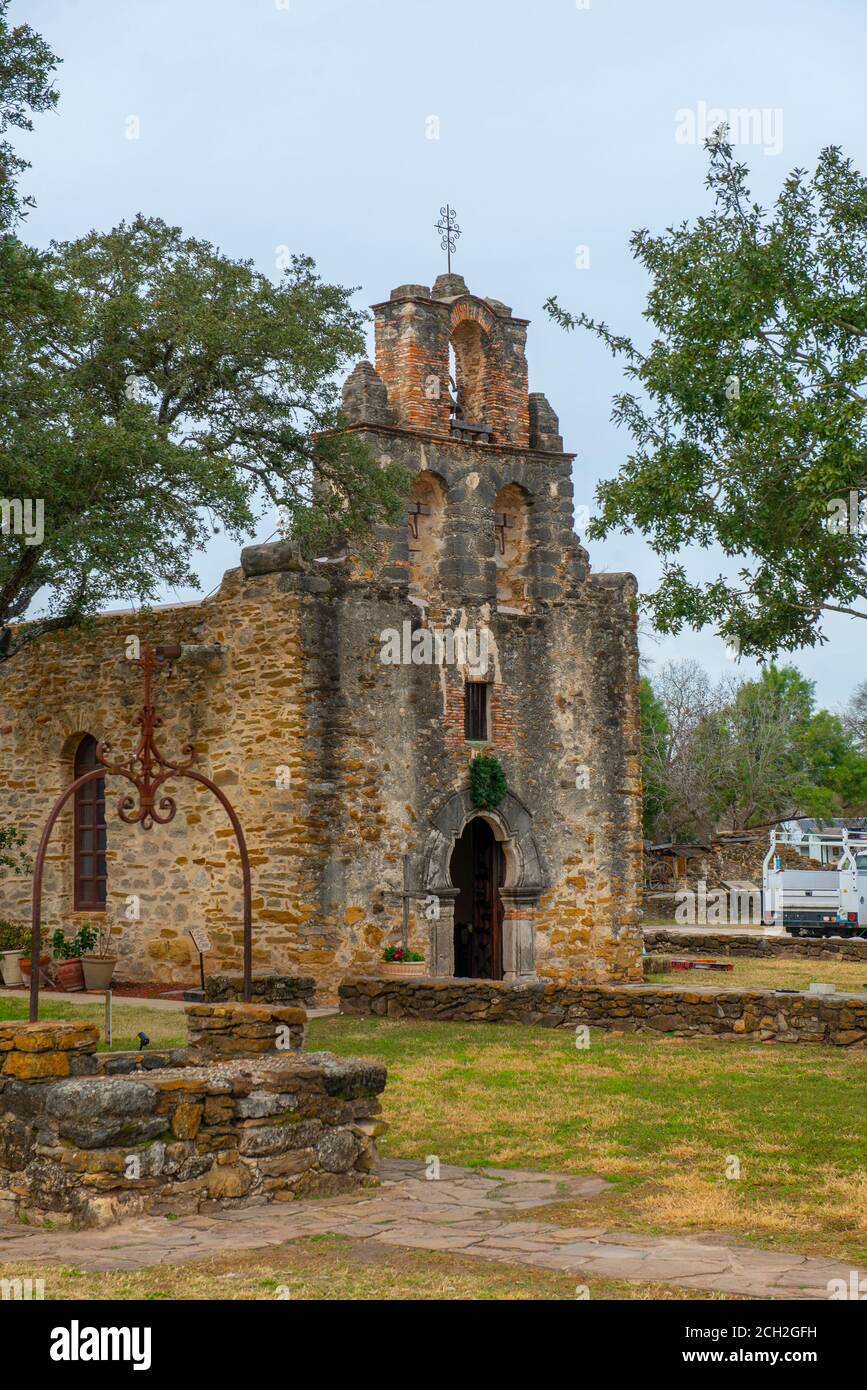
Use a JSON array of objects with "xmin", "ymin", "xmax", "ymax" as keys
[
  {"xmin": 340, "ymin": 271, "xmax": 585, "ymax": 613},
  {"xmin": 366, "ymin": 273, "xmax": 532, "ymax": 446}
]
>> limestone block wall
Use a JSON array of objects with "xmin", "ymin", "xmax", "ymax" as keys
[
  {"xmin": 185, "ymin": 1002, "xmax": 307, "ymax": 1055},
  {"xmin": 643, "ymin": 930, "xmax": 867, "ymax": 962},
  {"xmin": 0, "ymin": 1018, "xmax": 99, "ymax": 1081},
  {"xmin": 204, "ymin": 972, "xmax": 317, "ymax": 1007},
  {"xmin": 328, "ymin": 423, "xmax": 644, "ymax": 987},
  {"xmin": 0, "ymin": 538, "xmax": 642, "ymax": 996},
  {"xmin": 339, "ymin": 976, "xmax": 867, "ymax": 1046}
]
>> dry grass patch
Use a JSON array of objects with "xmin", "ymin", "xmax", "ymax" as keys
[
  {"xmin": 0, "ymin": 1235, "xmax": 739, "ymax": 1301},
  {"xmin": 646, "ymin": 955, "xmax": 867, "ymax": 992}
]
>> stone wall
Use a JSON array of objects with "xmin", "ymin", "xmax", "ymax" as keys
[
  {"xmin": 0, "ymin": 1019, "xmax": 99, "ymax": 1081},
  {"xmin": 643, "ymin": 929, "xmax": 867, "ymax": 962},
  {"xmin": 185, "ymin": 1002, "xmax": 307, "ymax": 1055},
  {"xmin": 204, "ymin": 972, "xmax": 317, "ymax": 1007},
  {"xmin": 339, "ymin": 976, "xmax": 867, "ymax": 1046},
  {"xmin": 0, "ymin": 1006, "xmax": 386, "ymax": 1226}
]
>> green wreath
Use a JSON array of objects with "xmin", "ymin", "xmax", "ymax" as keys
[{"xmin": 468, "ymin": 753, "xmax": 507, "ymax": 809}]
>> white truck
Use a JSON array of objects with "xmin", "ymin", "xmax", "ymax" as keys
[{"xmin": 762, "ymin": 828, "xmax": 867, "ymax": 936}]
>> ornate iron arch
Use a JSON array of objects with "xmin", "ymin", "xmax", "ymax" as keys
[{"xmin": 27, "ymin": 643, "xmax": 252, "ymax": 1021}]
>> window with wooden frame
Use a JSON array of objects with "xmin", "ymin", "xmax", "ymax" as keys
[
  {"xmin": 464, "ymin": 681, "xmax": 490, "ymax": 742},
  {"xmin": 73, "ymin": 735, "xmax": 107, "ymax": 911}
]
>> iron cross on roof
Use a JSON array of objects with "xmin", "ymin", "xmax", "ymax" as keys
[{"xmin": 435, "ymin": 204, "xmax": 461, "ymax": 273}]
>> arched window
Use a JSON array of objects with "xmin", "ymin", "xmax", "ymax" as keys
[
  {"xmin": 407, "ymin": 471, "xmax": 447, "ymax": 601},
  {"xmin": 73, "ymin": 735, "xmax": 107, "ymax": 911},
  {"xmin": 450, "ymin": 319, "xmax": 491, "ymax": 427},
  {"xmin": 494, "ymin": 482, "xmax": 532, "ymax": 612}
]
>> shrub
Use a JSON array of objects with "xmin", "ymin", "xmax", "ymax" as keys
[
  {"xmin": 0, "ymin": 921, "xmax": 29, "ymax": 953},
  {"xmin": 468, "ymin": 753, "xmax": 507, "ymax": 809},
  {"xmin": 51, "ymin": 925, "xmax": 99, "ymax": 960},
  {"xmin": 0, "ymin": 825, "xmax": 31, "ymax": 877}
]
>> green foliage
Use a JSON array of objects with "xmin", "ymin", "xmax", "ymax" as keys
[
  {"xmin": 468, "ymin": 754, "xmax": 507, "ymax": 809},
  {"xmin": 642, "ymin": 658, "xmax": 867, "ymax": 840},
  {"xmin": 51, "ymin": 925, "xmax": 98, "ymax": 960},
  {"xmin": 639, "ymin": 676, "xmax": 668, "ymax": 836},
  {"xmin": 0, "ymin": 822, "xmax": 30, "ymax": 875},
  {"xmin": 0, "ymin": 0, "xmax": 59, "ymax": 232},
  {"xmin": 0, "ymin": 919, "xmax": 28, "ymax": 952},
  {"xmin": 0, "ymin": 215, "xmax": 408, "ymax": 659},
  {"xmin": 382, "ymin": 945, "xmax": 424, "ymax": 962},
  {"xmin": 843, "ymin": 680, "xmax": 867, "ymax": 755},
  {"xmin": 547, "ymin": 136, "xmax": 867, "ymax": 657}
]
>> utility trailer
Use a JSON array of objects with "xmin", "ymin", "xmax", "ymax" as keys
[{"xmin": 762, "ymin": 828, "xmax": 867, "ymax": 937}]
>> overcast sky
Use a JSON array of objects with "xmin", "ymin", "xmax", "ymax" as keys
[{"xmin": 14, "ymin": 0, "xmax": 867, "ymax": 710}]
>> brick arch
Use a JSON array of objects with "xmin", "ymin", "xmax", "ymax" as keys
[
  {"xmin": 30, "ymin": 715, "xmax": 111, "ymax": 927},
  {"xmin": 449, "ymin": 298, "xmax": 499, "ymax": 339},
  {"xmin": 47, "ymin": 708, "xmax": 107, "ymax": 761},
  {"xmin": 448, "ymin": 299, "xmax": 504, "ymax": 431}
]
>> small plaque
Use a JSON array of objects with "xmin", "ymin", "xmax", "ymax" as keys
[{"xmin": 189, "ymin": 927, "xmax": 211, "ymax": 955}]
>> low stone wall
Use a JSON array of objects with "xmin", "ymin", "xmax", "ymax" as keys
[
  {"xmin": 0, "ymin": 1019, "xmax": 99, "ymax": 1080},
  {"xmin": 643, "ymin": 929, "xmax": 867, "ymax": 962},
  {"xmin": 339, "ymin": 976, "xmax": 867, "ymax": 1046},
  {"xmin": 0, "ymin": 1006, "xmax": 386, "ymax": 1227},
  {"xmin": 186, "ymin": 1003, "xmax": 307, "ymax": 1055},
  {"xmin": 204, "ymin": 972, "xmax": 317, "ymax": 1008}
]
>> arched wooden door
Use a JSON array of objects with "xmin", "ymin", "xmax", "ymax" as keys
[{"xmin": 450, "ymin": 817, "xmax": 504, "ymax": 979}]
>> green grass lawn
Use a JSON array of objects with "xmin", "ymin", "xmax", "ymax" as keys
[
  {"xmin": 3, "ymin": 994, "xmax": 865, "ymax": 1266},
  {"xmin": 307, "ymin": 1013, "xmax": 867, "ymax": 1265},
  {"xmin": 0, "ymin": 996, "xmax": 184, "ymax": 1052}
]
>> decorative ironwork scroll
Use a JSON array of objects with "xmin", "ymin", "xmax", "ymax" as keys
[{"xmin": 28, "ymin": 643, "xmax": 253, "ymax": 1020}]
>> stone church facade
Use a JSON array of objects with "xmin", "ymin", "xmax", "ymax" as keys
[{"xmin": 0, "ymin": 271, "xmax": 643, "ymax": 1000}]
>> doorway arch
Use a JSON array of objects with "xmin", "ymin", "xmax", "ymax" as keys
[
  {"xmin": 450, "ymin": 816, "xmax": 505, "ymax": 979},
  {"xmin": 422, "ymin": 787, "xmax": 545, "ymax": 981}
]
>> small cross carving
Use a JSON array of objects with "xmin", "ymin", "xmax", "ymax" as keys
[
  {"xmin": 407, "ymin": 500, "xmax": 431, "ymax": 540},
  {"xmin": 494, "ymin": 512, "xmax": 515, "ymax": 554}
]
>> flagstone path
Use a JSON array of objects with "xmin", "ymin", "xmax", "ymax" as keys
[{"xmin": 0, "ymin": 1159, "xmax": 857, "ymax": 1299}]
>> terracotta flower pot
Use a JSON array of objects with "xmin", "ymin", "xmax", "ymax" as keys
[
  {"xmin": 82, "ymin": 956, "xmax": 117, "ymax": 991},
  {"xmin": 54, "ymin": 958, "xmax": 86, "ymax": 992},
  {"xmin": 380, "ymin": 960, "xmax": 427, "ymax": 980},
  {"xmin": 19, "ymin": 955, "xmax": 51, "ymax": 988}
]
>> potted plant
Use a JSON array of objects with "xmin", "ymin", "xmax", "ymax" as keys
[
  {"xmin": 81, "ymin": 922, "xmax": 118, "ymax": 991},
  {"xmin": 50, "ymin": 926, "xmax": 98, "ymax": 992},
  {"xmin": 0, "ymin": 921, "xmax": 28, "ymax": 988},
  {"xmin": 19, "ymin": 933, "xmax": 51, "ymax": 990},
  {"xmin": 380, "ymin": 945, "xmax": 427, "ymax": 980}
]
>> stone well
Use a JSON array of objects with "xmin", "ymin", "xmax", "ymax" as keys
[{"xmin": 0, "ymin": 1003, "xmax": 387, "ymax": 1227}]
